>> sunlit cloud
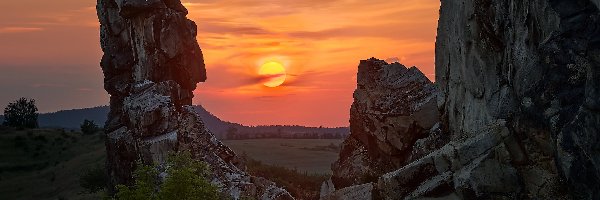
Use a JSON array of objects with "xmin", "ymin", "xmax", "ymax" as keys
[
  {"xmin": 0, "ymin": 27, "xmax": 44, "ymax": 34},
  {"xmin": 0, "ymin": 0, "xmax": 440, "ymax": 127}
]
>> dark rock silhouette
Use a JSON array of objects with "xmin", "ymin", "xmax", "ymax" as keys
[
  {"xmin": 324, "ymin": 0, "xmax": 600, "ymax": 199},
  {"xmin": 323, "ymin": 59, "xmax": 445, "ymax": 199},
  {"xmin": 96, "ymin": 0, "xmax": 292, "ymax": 199},
  {"xmin": 431, "ymin": 0, "xmax": 600, "ymax": 198}
]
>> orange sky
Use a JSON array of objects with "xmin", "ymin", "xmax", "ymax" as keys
[{"xmin": 0, "ymin": 0, "xmax": 440, "ymax": 127}]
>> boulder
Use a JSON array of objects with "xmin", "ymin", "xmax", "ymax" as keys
[{"xmin": 320, "ymin": 183, "xmax": 374, "ymax": 200}]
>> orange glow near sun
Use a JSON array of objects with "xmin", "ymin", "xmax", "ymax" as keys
[
  {"xmin": 258, "ymin": 61, "xmax": 287, "ymax": 87},
  {"xmin": 0, "ymin": 0, "xmax": 441, "ymax": 127}
]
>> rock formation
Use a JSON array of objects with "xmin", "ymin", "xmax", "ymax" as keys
[
  {"xmin": 431, "ymin": 0, "xmax": 600, "ymax": 198},
  {"xmin": 324, "ymin": 58, "xmax": 445, "ymax": 197},
  {"xmin": 96, "ymin": 0, "xmax": 292, "ymax": 199},
  {"xmin": 325, "ymin": 0, "xmax": 600, "ymax": 199}
]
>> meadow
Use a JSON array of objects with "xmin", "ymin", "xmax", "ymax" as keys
[{"xmin": 223, "ymin": 139, "xmax": 343, "ymax": 174}]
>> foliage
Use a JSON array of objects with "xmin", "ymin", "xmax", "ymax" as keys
[
  {"xmin": 81, "ymin": 119, "xmax": 101, "ymax": 135},
  {"xmin": 80, "ymin": 165, "xmax": 109, "ymax": 193},
  {"xmin": 115, "ymin": 152, "xmax": 219, "ymax": 200},
  {"xmin": 226, "ymin": 126, "xmax": 238, "ymax": 140},
  {"xmin": 3, "ymin": 98, "xmax": 38, "ymax": 129}
]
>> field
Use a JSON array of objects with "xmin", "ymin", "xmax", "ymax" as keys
[
  {"xmin": 223, "ymin": 139, "xmax": 343, "ymax": 174},
  {"xmin": 0, "ymin": 127, "xmax": 106, "ymax": 200}
]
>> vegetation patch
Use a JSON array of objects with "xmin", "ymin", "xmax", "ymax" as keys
[{"xmin": 115, "ymin": 152, "xmax": 220, "ymax": 200}]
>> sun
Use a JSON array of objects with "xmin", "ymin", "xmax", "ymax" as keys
[{"xmin": 258, "ymin": 61, "xmax": 287, "ymax": 87}]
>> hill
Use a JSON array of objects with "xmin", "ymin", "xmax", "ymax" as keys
[{"xmin": 1, "ymin": 105, "xmax": 349, "ymax": 139}]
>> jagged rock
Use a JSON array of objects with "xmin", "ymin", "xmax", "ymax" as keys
[
  {"xmin": 97, "ymin": 0, "xmax": 292, "ymax": 199},
  {"xmin": 330, "ymin": 58, "xmax": 444, "ymax": 188},
  {"xmin": 320, "ymin": 183, "xmax": 374, "ymax": 200},
  {"xmin": 435, "ymin": 0, "xmax": 600, "ymax": 198},
  {"xmin": 320, "ymin": 179, "xmax": 336, "ymax": 199},
  {"xmin": 378, "ymin": 122, "xmax": 524, "ymax": 199},
  {"xmin": 327, "ymin": 1, "xmax": 599, "ymax": 199}
]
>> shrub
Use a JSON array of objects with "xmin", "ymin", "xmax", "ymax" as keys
[
  {"xmin": 115, "ymin": 152, "xmax": 220, "ymax": 200},
  {"xmin": 80, "ymin": 165, "xmax": 109, "ymax": 193},
  {"xmin": 81, "ymin": 119, "xmax": 101, "ymax": 135}
]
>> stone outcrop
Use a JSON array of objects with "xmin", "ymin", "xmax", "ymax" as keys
[
  {"xmin": 97, "ymin": 0, "xmax": 292, "ymax": 199},
  {"xmin": 325, "ymin": 0, "xmax": 600, "ymax": 199},
  {"xmin": 320, "ymin": 183, "xmax": 374, "ymax": 200},
  {"xmin": 328, "ymin": 58, "xmax": 445, "ymax": 189},
  {"xmin": 433, "ymin": 0, "xmax": 600, "ymax": 198}
]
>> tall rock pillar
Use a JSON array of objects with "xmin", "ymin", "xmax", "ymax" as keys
[{"xmin": 97, "ymin": 0, "xmax": 292, "ymax": 199}]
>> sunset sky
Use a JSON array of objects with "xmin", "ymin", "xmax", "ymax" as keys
[{"xmin": 0, "ymin": 0, "xmax": 440, "ymax": 127}]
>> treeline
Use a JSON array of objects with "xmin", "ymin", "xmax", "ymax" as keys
[{"xmin": 223, "ymin": 125, "xmax": 348, "ymax": 140}]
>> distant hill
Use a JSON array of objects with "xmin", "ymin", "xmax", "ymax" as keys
[
  {"xmin": 1, "ymin": 106, "xmax": 349, "ymax": 139},
  {"xmin": 0, "ymin": 106, "xmax": 110, "ymax": 130}
]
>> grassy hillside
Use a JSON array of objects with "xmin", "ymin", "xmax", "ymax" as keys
[
  {"xmin": 0, "ymin": 127, "xmax": 342, "ymax": 200},
  {"xmin": 0, "ymin": 126, "xmax": 106, "ymax": 200}
]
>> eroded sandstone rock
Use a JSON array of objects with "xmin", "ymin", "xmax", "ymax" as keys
[
  {"xmin": 97, "ymin": 0, "xmax": 292, "ymax": 199},
  {"xmin": 436, "ymin": 0, "xmax": 600, "ymax": 198},
  {"xmin": 330, "ymin": 58, "xmax": 445, "ymax": 189},
  {"xmin": 327, "ymin": 1, "xmax": 600, "ymax": 199}
]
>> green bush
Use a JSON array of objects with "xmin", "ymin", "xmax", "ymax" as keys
[
  {"xmin": 80, "ymin": 165, "xmax": 109, "ymax": 193},
  {"xmin": 81, "ymin": 119, "xmax": 101, "ymax": 135},
  {"xmin": 115, "ymin": 152, "xmax": 220, "ymax": 200}
]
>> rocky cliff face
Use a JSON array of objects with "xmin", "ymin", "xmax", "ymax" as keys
[
  {"xmin": 434, "ymin": 0, "xmax": 600, "ymax": 198},
  {"xmin": 325, "ymin": 0, "xmax": 600, "ymax": 199},
  {"xmin": 97, "ymin": 0, "xmax": 292, "ymax": 199},
  {"xmin": 327, "ymin": 58, "xmax": 445, "ymax": 191}
]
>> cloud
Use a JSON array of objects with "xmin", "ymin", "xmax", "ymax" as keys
[
  {"xmin": 198, "ymin": 21, "xmax": 274, "ymax": 36},
  {"xmin": 31, "ymin": 83, "xmax": 65, "ymax": 88},
  {"xmin": 385, "ymin": 57, "xmax": 402, "ymax": 63},
  {"xmin": 0, "ymin": 27, "xmax": 44, "ymax": 34},
  {"xmin": 287, "ymin": 24, "xmax": 435, "ymax": 41}
]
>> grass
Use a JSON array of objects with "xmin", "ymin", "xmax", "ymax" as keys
[
  {"xmin": 223, "ymin": 139, "xmax": 343, "ymax": 174},
  {"xmin": 0, "ymin": 127, "xmax": 342, "ymax": 200},
  {"xmin": 0, "ymin": 126, "xmax": 106, "ymax": 200}
]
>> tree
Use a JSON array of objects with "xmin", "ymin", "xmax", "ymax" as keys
[
  {"xmin": 81, "ymin": 119, "xmax": 100, "ymax": 135},
  {"xmin": 3, "ymin": 97, "xmax": 38, "ymax": 129},
  {"xmin": 226, "ymin": 126, "xmax": 238, "ymax": 140}
]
